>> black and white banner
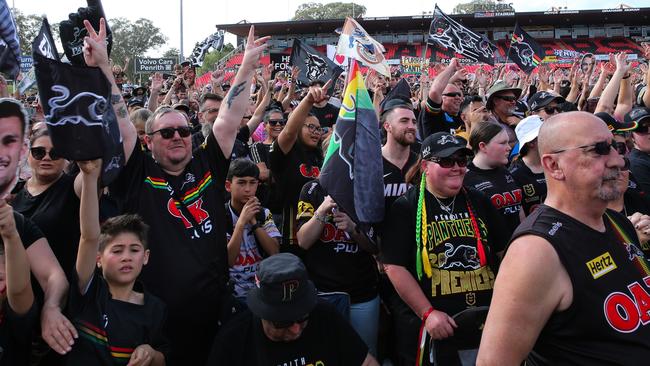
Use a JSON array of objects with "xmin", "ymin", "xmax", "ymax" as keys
[
  {"xmin": 428, "ymin": 4, "xmax": 496, "ymax": 65},
  {"xmin": 188, "ymin": 31, "xmax": 224, "ymax": 67},
  {"xmin": 289, "ymin": 39, "xmax": 342, "ymax": 93},
  {"xmin": 59, "ymin": 0, "xmax": 113, "ymax": 66},
  {"xmin": 0, "ymin": 0, "xmax": 21, "ymax": 79}
]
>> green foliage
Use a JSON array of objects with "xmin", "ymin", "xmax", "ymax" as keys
[
  {"xmin": 197, "ymin": 43, "xmax": 235, "ymax": 75},
  {"xmin": 107, "ymin": 17, "xmax": 168, "ymax": 80},
  {"xmin": 11, "ymin": 9, "xmax": 44, "ymax": 55},
  {"xmin": 293, "ymin": 2, "xmax": 366, "ymax": 20},
  {"xmin": 162, "ymin": 48, "xmax": 180, "ymax": 61}
]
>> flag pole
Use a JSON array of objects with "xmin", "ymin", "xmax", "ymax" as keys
[{"xmin": 505, "ymin": 22, "xmax": 517, "ymax": 70}]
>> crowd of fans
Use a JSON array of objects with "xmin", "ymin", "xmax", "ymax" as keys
[{"xmin": 0, "ymin": 19, "xmax": 650, "ymax": 366}]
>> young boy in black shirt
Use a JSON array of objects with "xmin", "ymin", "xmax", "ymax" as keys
[{"xmin": 67, "ymin": 160, "xmax": 167, "ymax": 366}]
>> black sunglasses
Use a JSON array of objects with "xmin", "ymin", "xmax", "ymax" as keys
[
  {"xmin": 427, "ymin": 155, "xmax": 469, "ymax": 168},
  {"xmin": 270, "ymin": 313, "xmax": 310, "ymax": 329},
  {"xmin": 268, "ymin": 119, "xmax": 287, "ymax": 126},
  {"xmin": 551, "ymin": 140, "xmax": 619, "ymax": 156},
  {"xmin": 149, "ymin": 126, "xmax": 192, "ymax": 139},
  {"xmin": 496, "ymin": 95, "xmax": 517, "ymax": 102},
  {"xmin": 443, "ymin": 92, "xmax": 463, "ymax": 98},
  {"xmin": 537, "ymin": 106, "xmax": 562, "ymax": 114},
  {"xmin": 30, "ymin": 146, "xmax": 61, "ymax": 160},
  {"xmin": 614, "ymin": 141, "xmax": 628, "ymax": 155}
]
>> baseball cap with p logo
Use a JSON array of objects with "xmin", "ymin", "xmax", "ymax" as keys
[{"xmin": 247, "ymin": 253, "xmax": 318, "ymax": 322}]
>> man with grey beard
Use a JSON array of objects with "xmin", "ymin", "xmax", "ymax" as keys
[{"xmin": 477, "ymin": 112, "xmax": 650, "ymax": 366}]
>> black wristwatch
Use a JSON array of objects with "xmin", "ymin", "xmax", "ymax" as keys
[{"xmin": 250, "ymin": 222, "xmax": 262, "ymax": 232}]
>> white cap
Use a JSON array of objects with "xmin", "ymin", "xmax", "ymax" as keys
[{"xmin": 515, "ymin": 115, "xmax": 543, "ymax": 146}]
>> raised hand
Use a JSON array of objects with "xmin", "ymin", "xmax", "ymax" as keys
[
  {"xmin": 305, "ymin": 79, "xmax": 332, "ymax": 104},
  {"xmin": 59, "ymin": 0, "xmax": 112, "ymax": 66},
  {"xmin": 613, "ymin": 52, "xmax": 632, "ymax": 75},
  {"xmin": 82, "ymin": 18, "xmax": 109, "ymax": 69},
  {"xmin": 240, "ymin": 25, "xmax": 270, "ymax": 72},
  {"xmin": 150, "ymin": 72, "xmax": 163, "ymax": 92}
]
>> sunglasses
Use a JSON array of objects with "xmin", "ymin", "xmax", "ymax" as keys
[
  {"xmin": 427, "ymin": 155, "xmax": 470, "ymax": 168},
  {"xmin": 614, "ymin": 141, "xmax": 628, "ymax": 155},
  {"xmin": 537, "ymin": 106, "xmax": 562, "ymax": 114},
  {"xmin": 551, "ymin": 140, "xmax": 620, "ymax": 156},
  {"xmin": 304, "ymin": 124, "xmax": 323, "ymax": 134},
  {"xmin": 268, "ymin": 119, "xmax": 287, "ymax": 126},
  {"xmin": 496, "ymin": 95, "xmax": 517, "ymax": 102},
  {"xmin": 30, "ymin": 146, "xmax": 61, "ymax": 160},
  {"xmin": 202, "ymin": 107, "xmax": 220, "ymax": 114},
  {"xmin": 443, "ymin": 92, "xmax": 463, "ymax": 98},
  {"xmin": 149, "ymin": 126, "xmax": 192, "ymax": 139},
  {"xmin": 270, "ymin": 313, "xmax": 310, "ymax": 329}
]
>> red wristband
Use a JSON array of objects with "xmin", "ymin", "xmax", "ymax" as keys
[{"xmin": 421, "ymin": 307, "xmax": 435, "ymax": 322}]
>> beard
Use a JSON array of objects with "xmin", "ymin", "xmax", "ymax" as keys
[
  {"xmin": 597, "ymin": 170, "xmax": 624, "ymax": 201},
  {"xmin": 394, "ymin": 130, "xmax": 416, "ymax": 147}
]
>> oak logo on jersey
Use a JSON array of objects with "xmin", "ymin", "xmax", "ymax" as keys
[
  {"xmin": 604, "ymin": 276, "xmax": 650, "ymax": 333},
  {"xmin": 167, "ymin": 197, "xmax": 212, "ymax": 237},
  {"xmin": 586, "ymin": 252, "xmax": 617, "ymax": 279},
  {"xmin": 299, "ymin": 164, "xmax": 320, "ymax": 178}
]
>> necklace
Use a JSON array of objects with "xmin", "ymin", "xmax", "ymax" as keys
[{"xmin": 433, "ymin": 194, "xmax": 456, "ymax": 215}]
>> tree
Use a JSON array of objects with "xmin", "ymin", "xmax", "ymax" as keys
[
  {"xmin": 109, "ymin": 17, "xmax": 168, "ymax": 80},
  {"xmin": 162, "ymin": 48, "xmax": 180, "ymax": 61},
  {"xmin": 293, "ymin": 2, "xmax": 366, "ymax": 20},
  {"xmin": 11, "ymin": 9, "xmax": 45, "ymax": 55},
  {"xmin": 452, "ymin": 0, "xmax": 514, "ymax": 14},
  {"xmin": 197, "ymin": 43, "xmax": 235, "ymax": 75}
]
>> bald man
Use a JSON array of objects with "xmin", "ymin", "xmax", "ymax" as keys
[{"xmin": 477, "ymin": 112, "xmax": 650, "ymax": 366}]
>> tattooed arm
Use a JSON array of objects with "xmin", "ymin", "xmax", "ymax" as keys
[
  {"xmin": 213, "ymin": 25, "xmax": 270, "ymax": 158},
  {"xmin": 82, "ymin": 18, "xmax": 137, "ymax": 163}
]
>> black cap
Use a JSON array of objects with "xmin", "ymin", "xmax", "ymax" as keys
[
  {"xmin": 380, "ymin": 97, "xmax": 412, "ymax": 116},
  {"xmin": 595, "ymin": 112, "xmax": 637, "ymax": 133},
  {"xmin": 247, "ymin": 253, "xmax": 318, "ymax": 322},
  {"xmin": 528, "ymin": 91, "xmax": 565, "ymax": 111},
  {"xmin": 127, "ymin": 98, "xmax": 144, "ymax": 108},
  {"xmin": 625, "ymin": 107, "xmax": 650, "ymax": 130},
  {"xmin": 421, "ymin": 132, "xmax": 472, "ymax": 160}
]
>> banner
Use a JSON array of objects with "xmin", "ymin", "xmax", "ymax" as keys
[
  {"xmin": 326, "ymin": 44, "xmax": 349, "ymax": 68},
  {"xmin": 59, "ymin": 0, "xmax": 112, "ymax": 66},
  {"xmin": 320, "ymin": 60, "xmax": 384, "ymax": 236},
  {"xmin": 401, "ymin": 56, "xmax": 429, "ymax": 75},
  {"xmin": 270, "ymin": 51, "xmax": 291, "ymax": 78},
  {"xmin": 33, "ymin": 19, "xmax": 123, "ymax": 184},
  {"xmin": 289, "ymin": 39, "xmax": 343, "ymax": 93},
  {"xmin": 336, "ymin": 17, "xmax": 390, "ymax": 76},
  {"xmin": 188, "ymin": 30, "xmax": 224, "ymax": 67},
  {"xmin": 134, "ymin": 58, "xmax": 176, "ymax": 74},
  {"xmin": 0, "ymin": 0, "xmax": 21, "ymax": 79},
  {"xmin": 507, "ymin": 23, "xmax": 544, "ymax": 72},
  {"xmin": 428, "ymin": 4, "xmax": 496, "ymax": 65}
]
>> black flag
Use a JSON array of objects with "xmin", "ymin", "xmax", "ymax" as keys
[
  {"xmin": 507, "ymin": 23, "xmax": 545, "ymax": 73},
  {"xmin": 32, "ymin": 17, "xmax": 59, "ymax": 61},
  {"xmin": 0, "ymin": 0, "xmax": 21, "ymax": 79},
  {"xmin": 59, "ymin": 0, "xmax": 112, "ymax": 66},
  {"xmin": 188, "ymin": 31, "xmax": 224, "ymax": 67},
  {"xmin": 289, "ymin": 39, "xmax": 343, "ymax": 94},
  {"xmin": 427, "ymin": 5, "xmax": 496, "ymax": 65},
  {"xmin": 33, "ymin": 19, "xmax": 124, "ymax": 184}
]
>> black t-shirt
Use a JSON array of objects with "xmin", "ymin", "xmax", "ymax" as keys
[
  {"xmin": 382, "ymin": 152, "xmax": 418, "ymax": 220},
  {"xmin": 417, "ymin": 98, "xmax": 463, "ymax": 139},
  {"xmin": 2, "ymin": 211, "xmax": 43, "ymax": 251},
  {"xmin": 109, "ymin": 132, "xmax": 229, "ymax": 365},
  {"xmin": 0, "ymin": 301, "xmax": 37, "ymax": 366},
  {"xmin": 13, "ymin": 174, "xmax": 80, "ymax": 280},
  {"xmin": 66, "ymin": 274, "xmax": 168, "ymax": 366},
  {"xmin": 310, "ymin": 102, "xmax": 339, "ymax": 128},
  {"xmin": 206, "ymin": 303, "xmax": 368, "ymax": 366},
  {"xmin": 269, "ymin": 140, "xmax": 322, "ymax": 246},
  {"xmin": 251, "ymin": 141, "xmax": 281, "ymax": 211},
  {"xmin": 381, "ymin": 187, "xmax": 508, "ymax": 316},
  {"xmin": 512, "ymin": 206, "xmax": 650, "ymax": 365},
  {"xmin": 628, "ymin": 148, "xmax": 650, "ymax": 194},
  {"xmin": 296, "ymin": 180, "xmax": 378, "ymax": 303},
  {"xmin": 508, "ymin": 159, "xmax": 546, "ymax": 216},
  {"xmin": 464, "ymin": 163, "xmax": 523, "ymax": 236}
]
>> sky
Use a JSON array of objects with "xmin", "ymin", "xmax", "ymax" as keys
[{"xmin": 10, "ymin": 0, "xmax": 648, "ymax": 57}]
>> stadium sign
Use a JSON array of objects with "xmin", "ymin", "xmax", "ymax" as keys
[
  {"xmin": 134, "ymin": 58, "xmax": 175, "ymax": 74},
  {"xmin": 472, "ymin": 2, "xmax": 514, "ymax": 12}
]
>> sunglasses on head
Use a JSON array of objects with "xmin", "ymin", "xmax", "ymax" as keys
[
  {"xmin": 149, "ymin": 126, "xmax": 192, "ymax": 139},
  {"xmin": 270, "ymin": 313, "xmax": 310, "ymax": 329},
  {"xmin": 30, "ymin": 146, "xmax": 61, "ymax": 160},
  {"xmin": 268, "ymin": 119, "xmax": 287, "ymax": 126},
  {"xmin": 443, "ymin": 92, "xmax": 463, "ymax": 98},
  {"xmin": 496, "ymin": 95, "xmax": 517, "ymax": 102},
  {"xmin": 427, "ymin": 155, "xmax": 469, "ymax": 168}
]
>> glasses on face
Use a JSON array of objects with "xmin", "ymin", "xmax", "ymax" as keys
[
  {"xmin": 268, "ymin": 119, "xmax": 287, "ymax": 126},
  {"xmin": 304, "ymin": 124, "xmax": 323, "ymax": 134},
  {"xmin": 30, "ymin": 146, "xmax": 61, "ymax": 160},
  {"xmin": 149, "ymin": 126, "xmax": 192, "ymax": 139},
  {"xmin": 496, "ymin": 95, "xmax": 517, "ymax": 102},
  {"xmin": 551, "ymin": 140, "xmax": 619, "ymax": 156},
  {"xmin": 537, "ymin": 106, "xmax": 562, "ymax": 115},
  {"xmin": 427, "ymin": 155, "xmax": 470, "ymax": 168},
  {"xmin": 443, "ymin": 92, "xmax": 463, "ymax": 98},
  {"xmin": 270, "ymin": 313, "xmax": 310, "ymax": 329},
  {"xmin": 202, "ymin": 107, "xmax": 220, "ymax": 114}
]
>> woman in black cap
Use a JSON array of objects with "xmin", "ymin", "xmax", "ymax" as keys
[
  {"xmin": 381, "ymin": 132, "xmax": 508, "ymax": 366},
  {"xmin": 464, "ymin": 122, "xmax": 524, "ymax": 235}
]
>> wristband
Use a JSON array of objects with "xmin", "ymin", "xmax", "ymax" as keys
[
  {"xmin": 622, "ymin": 74, "xmax": 631, "ymax": 80},
  {"xmin": 250, "ymin": 222, "xmax": 262, "ymax": 231},
  {"xmin": 314, "ymin": 213, "xmax": 328, "ymax": 224},
  {"xmin": 421, "ymin": 307, "xmax": 435, "ymax": 322}
]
